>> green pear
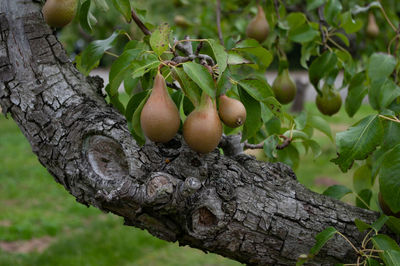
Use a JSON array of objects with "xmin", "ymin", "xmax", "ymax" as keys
[
  {"xmin": 42, "ymin": 0, "xmax": 77, "ymax": 28},
  {"xmin": 272, "ymin": 69, "xmax": 297, "ymax": 104},
  {"xmin": 246, "ymin": 5, "xmax": 270, "ymax": 43}
]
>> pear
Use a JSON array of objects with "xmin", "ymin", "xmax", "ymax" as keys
[
  {"xmin": 218, "ymin": 95, "xmax": 246, "ymax": 128},
  {"xmin": 183, "ymin": 95, "xmax": 222, "ymax": 153},
  {"xmin": 316, "ymin": 86, "xmax": 342, "ymax": 116},
  {"xmin": 174, "ymin": 15, "xmax": 190, "ymax": 28},
  {"xmin": 140, "ymin": 72, "xmax": 180, "ymax": 143},
  {"xmin": 42, "ymin": 0, "xmax": 77, "ymax": 28},
  {"xmin": 272, "ymin": 69, "xmax": 297, "ymax": 104},
  {"xmin": 366, "ymin": 12, "xmax": 379, "ymax": 38},
  {"xmin": 246, "ymin": 5, "xmax": 269, "ymax": 43}
]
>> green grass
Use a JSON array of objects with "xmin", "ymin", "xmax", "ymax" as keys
[
  {"xmin": 0, "ymin": 102, "xmax": 378, "ymax": 265},
  {"xmin": 0, "ymin": 115, "xmax": 240, "ymax": 266}
]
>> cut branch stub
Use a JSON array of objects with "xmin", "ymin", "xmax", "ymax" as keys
[{"xmin": 85, "ymin": 135, "xmax": 129, "ymax": 180}]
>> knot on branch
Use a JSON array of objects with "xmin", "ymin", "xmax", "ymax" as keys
[
  {"xmin": 85, "ymin": 135, "xmax": 129, "ymax": 180},
  {"xmin": 189, "ymin": 188, "xmax": 226, "ymax": 238},
  {"xmin": 86, "ymin": 75, "xmax": 105, "ymax": 98},
  {"xmin": 146, "ymin": 173, "xmax": 175, "ymax": 205}
]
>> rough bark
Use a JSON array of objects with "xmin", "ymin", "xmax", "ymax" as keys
[{"xmin": 0, "ymin": 1, "xmax": 386, "ymax": 265}]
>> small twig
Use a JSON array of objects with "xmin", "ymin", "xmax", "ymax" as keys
[
  {"xmin": 195, "ymin": 41, "xmax": 204, "ymax": 56},
  {"xmin": 378, "ymin": 1, "xmax": 397, "ymax": 32},
  {"xmin": 276, "ymin": 135, "xmax": 291, "ymax": 150},
  {"xmin": 244, "ymin": 135, "xmax": 292, "ymax": 151},
  {"xmin": 273, "ymin": 0, "xmax": 281, "ymax": 20},
  {"xmin": 131, "ymin": 9, "xmax": 151, "ymax": 36},
  {"xmin": 336, "ymin": 231, "xmax": 361, "ymax": 255},
  {"xmin": 318, "ymin": 5, "xmax": 328, "ymax": 52},
  {"xmin": 244, "ymin": 142, "xmax": 264, "ymax": 149},
  {"xmin": 216, "ymin": 0, "xmax": 224, "ymax": 45}
]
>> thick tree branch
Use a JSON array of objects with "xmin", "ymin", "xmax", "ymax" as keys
[{"xmin": 0, "ymin": 1, "xmax": 395, "ymax": 265}]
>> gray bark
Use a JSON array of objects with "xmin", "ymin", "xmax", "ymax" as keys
[{"xmin": 0, "ymin": 1, "xmax": 385, "ymax": 265}]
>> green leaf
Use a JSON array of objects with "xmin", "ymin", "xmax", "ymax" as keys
[
  {"xmin": 305, "ymin": 139, "xmax": 322, "ymax": 159},
  {"xmin": 334, "ymin": 33, "xmax": 349, "ymax": 47},
  {"xmin": 109, "ymin": 49, "xmax": 142, "ymax": 95},
  {"xmin": 150, "ymin": 23, "xmax": 171, "ymax": 56},
  {"xmin": 227, "ymin": 52, "xmax": 251, "ymax": 65},
  {"xmin": 111, "ymin": 0, "xmax": 132, "ymax": 22},
  {"xmin": 262, "ymin": 97, "xmax": 285, "ymax": 120},
  {"xmin": 239, "ymin": 87, "xmax": 262, "ymax": 141},
  {"xmin": 332, "ymin": 115, "xmax": 383, "ymax": 172},
  {"xmin": 355, "ymin": 189, "xmax": 372, "ymax": 209},
  {"xmin": 307, "ymin": 115, "xmax": 333, "ymax": 141},
  {"xmin": 353, "ymin": 164, "xmax": 372, "ymax": 194},
  {"xmin": 183, "ymin": 62, "xmax": 216, "ymax": 98},
  {"xmin": 277, "ymin": 145, "xmax": 300, "ymax": 169},
  {"xmin": 369, "ymin": 78, "xmax": 400, "ymax": 111},
  {"xmin": 340, "ymin": 11, "xmax": 363, "ymax": 34},
  {"xmin": 78, "ymin": 0, "xmax": 93, "ymax": 33},
  {"xmin": 125, "ymin": 90, "xmax": 149, "ymax": 124},
  {"xmin": 355, "ymin": 215, "xmax": 389, "ymax": 233},
  {"xmin": 324, "ymin": 0, "xmax": 342, "ymax": 26},
  {"xmin": 323, "ymin": 185, "xmax": 352, "ymax": 200},
  {"xmin": 105, "ymin": 85, "xmax": 125, "ymax": 114},
  {"xmin": 131, "ymin": 54, "xmax": 160, "ymax": 79},
  {"xmin": 206, "ymin": 39, "xmax": 228, "ymax": 76},
  {"xmin": 367, "ymin": 53, "xmax": 397, "ymax": 81},
  {"xmin": 372, "ymin": 234, "xmax": 400, "ymax": 266},
  {"xmin": 345, "ymin": 72, "xmax": 368, "ymax": 117},
  {"xmin": 286, "ymin": 12, "xmax": 306, "ymax": 29},
  {"xmin": 309, "ymin": 227, "xmax": 338, "ymax": 255},
  {"xmin": 354, "ymin": 219, "xmax": 372, "ymax": 233},
  {"xmin": 233, "ymin": 42, "xmax": 273, "ymax": 69},
  {"xmin": 76, "ymin": 31, "xmax": 122, "ymax": 76},
  {"xmin": 94, "ymin": 0, "xmax": 109, "ymax": 11},
  {"xmin": 283, "ymin": 130, "xmax": 309, "ymax": 140},
  {"xmin": 171, "ymin": 67, "xmax": 201, "ymax": 106},
  {"xmin": 132, "ymin": 92, "xmax": 151, "ymax": 146},
  {"xmin": 379, "ymin": 143, "xmax": 400, "ymax": 213},
  {"xmin": 294, "ymin": 111, "xmax": 307, "ymax": 130},
  {"xmin": 386, "ymin": 216, "xmax": 400, "ymax": 235},
  {"xmin": 289, "ymin": 23, "xmax": 319, "ymax": 43},
  {"xmin": 309, "ymin": 51, "xmax": 337, "ymax": 91},
  {"xmin": 371, "ymin": 215, "xmax": 389, "ymax": 232},
  {"xmin": 306, "ymin": 0, "xmax": 324, "ymax": 11},
  {"xmin": 263, "ymin": 135, "xmax": 279, "ymax": 158},
  {"xmin": 237, "ymin": 79, "xmax": 274, "ymax": 101}
]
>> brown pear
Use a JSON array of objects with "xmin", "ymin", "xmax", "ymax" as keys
[
  {"xmin": 218, "ymin": 95, "xmax": 246, "ymax": 128},
  {"xmin": 367, "ymin": 13, "xmax": 379, "ymax": 38},
  {"xmin": 272, "ymin": 69, "xmax": 297, "ymax": 104},
  {"xmin": 183, "ymin": 95, "xmax": 223, "ymax": 153},
  {"xmin": 140, "ymin": 72, "xmax": 180, "ymax": 143},
  {"xmin": 246, "ymin": 5, "xmax": 270, "ymax": 43},
  {"xmin": 42, "ymin": 0, "xmax": 77, "ymax": 28}
]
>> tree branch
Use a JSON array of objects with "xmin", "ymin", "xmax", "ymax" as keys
[
  {"xmin": 318, "ymin": 5, "xmax": 328, "ymax": 52},
  {"xmin": 131, "ymin": 9, "xmax": 151, "ymax": 36},
  {"xmin": 0, "ymin": 1, "xmax": 396, "ymax": 265},
  {"xmin": 215, "ymin": 0, "xmax": 224, "ymax": 45}
]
